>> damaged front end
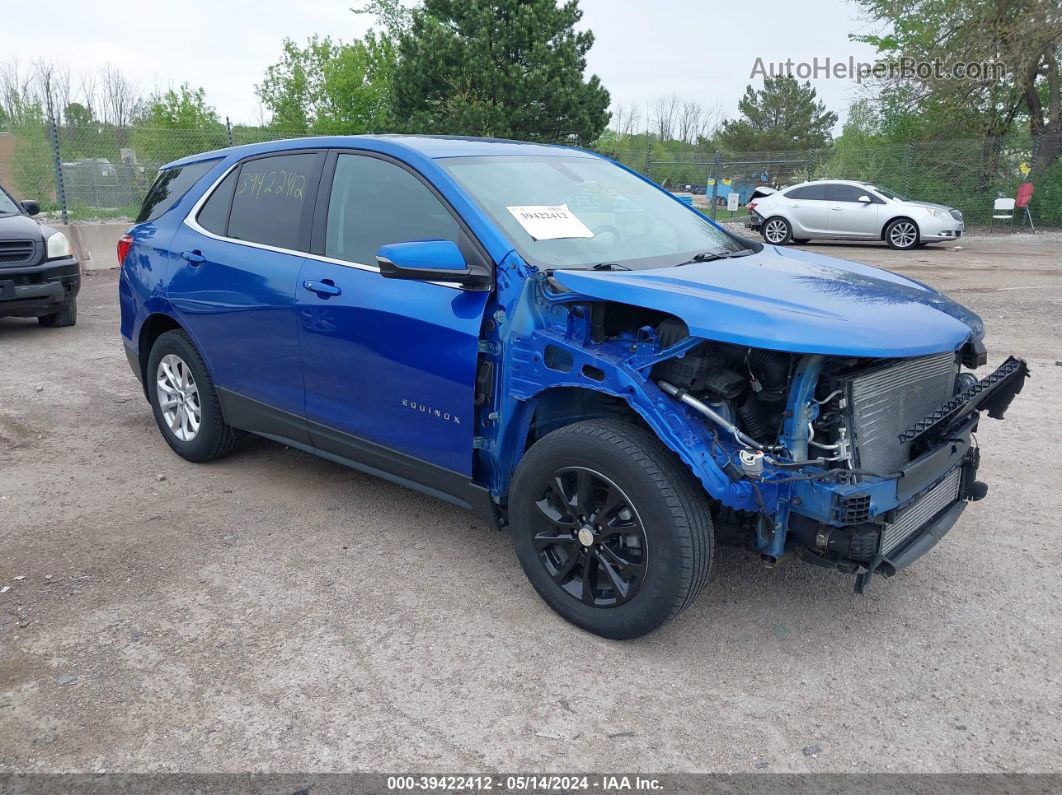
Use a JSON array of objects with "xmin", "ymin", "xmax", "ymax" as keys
[
  {"xmin": 487, "ymin": 262, "xmax": 1028, "ymax": 591},
  {"xmin": 650, "ymin": 331, "xmax": 1028, "ymax": 590}
]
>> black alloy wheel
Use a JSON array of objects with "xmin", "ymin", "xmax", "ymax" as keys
[{"xmin": 531, "ymin": 466, "xmax": 647, "ymax": 607}]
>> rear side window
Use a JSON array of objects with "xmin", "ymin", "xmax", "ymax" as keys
[
  {"xmin": 784, "ymin": 186, "xmax": 806, "ymax": 199},
  {"xmin": 325, "ymin": 154, "xmax": 460, "ymax": 266},
  {"xmin": 227, "ymin": 153, "xmax": 316, "ymax": 250},
  {"xmin": 136, "ymin": 159, "xmax": 219, "ymax": 223},
  {"xmin": 800, "ymin": 184, "xmax": 829, "ymax": 200},
  {"xmin": 196, "ymin": 167, "xmax": 239, "ymax": 235}
]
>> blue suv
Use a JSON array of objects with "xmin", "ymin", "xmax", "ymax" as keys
[{"xmin": 120, "ymin": 136, "xmax": 1027, "ymax": 639}]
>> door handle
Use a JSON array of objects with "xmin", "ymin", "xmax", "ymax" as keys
[
  {"xmin": 181, "ymin": 250, "xmax": 205, "ymax": 266},
  {"xmin": 303, "ymin": 279, "xmax": 342, "ymax": 297},
  {"xmin": 831, "ymin": 207, "xmax": 842, "ymax": 211}
]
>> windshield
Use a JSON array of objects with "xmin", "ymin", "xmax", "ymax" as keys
[
  {"xmin": 866, "ymin": 184, "xmax": 908, "ymax": 202},
  {"xmin": 441, "ymin": 155, "xmax": 744, "ymax": 270},
  {"xmin": 0, "ymin": 187, "xmax": 21, "ymax": 216}
]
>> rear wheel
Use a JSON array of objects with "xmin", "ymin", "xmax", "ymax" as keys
[
  {"xmin": 762, "ymin": 216, "xmax": 792, "ymax": 245},
  {"xmin": 510, "ymin": 419, "xmax": 713, "ymax": 639},
  {"xmin": 38, "ymin": 300, "xmax": 77, "ymax": 327},
  {"xmin": 885, "ymin": 218, "xmax": 919, "ymax": 250},
  {"xmin": 147, "ymin": 330, "xmax": 238, "ymax": 462}
]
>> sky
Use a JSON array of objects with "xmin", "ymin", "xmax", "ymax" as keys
[{"xmin": 0, "ymin": 0, "xmax": 884, "ymax": 130}]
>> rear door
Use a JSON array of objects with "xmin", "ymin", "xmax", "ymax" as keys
[
  {"xmin": 826, "ymin": 183, "xmax": 881, "ymax": 237},
  {"xmin": 168, "ymin": 150, "xmax": 324, "ymax": 436},
  {"xmin": 296, "ymin": 151, "xmax": 491, "ymax": 477},
  {"xmin": 784, "ymin": 184, "xmax": 830, "ymax": 235}
]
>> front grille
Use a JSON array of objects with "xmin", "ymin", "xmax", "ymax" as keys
[
  {"xmin": 0, "ymin": 240, "xmax": 36, "ymax": 266},
  {"xmin": 881, "ymin": 468, "xmax": 962, "ymax": 554},
  {"xmin": 846, "ymin": 352, "xmax": 957, "ymax": 474}
]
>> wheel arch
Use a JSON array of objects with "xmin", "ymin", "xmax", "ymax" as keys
[
  {"xmin": 135, "ymin": 313, "xmax": 185, "ymax": 393},
  {"xmin": 881, "ymin": 214, "xmax": 919, "ymax": 241},
  {"xmin": 498, "ymin": 382, "xmax": 743, "ymax": 512}
]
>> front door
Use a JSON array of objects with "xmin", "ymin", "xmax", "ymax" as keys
[
  {"xmin": 826, "ymin": 183, "xmax": 881, "ymax": 238},
  {"xmin": 296, "ymin": 152, "xmax": 491, "ymax": 477},
  {"xmin": 168, "ymin": 151, "xmax": 323, "ymax": 427}
]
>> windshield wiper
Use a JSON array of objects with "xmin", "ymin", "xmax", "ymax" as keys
[
  {"xmin": 677, "ymin": 248, "xmax": 755, "ymax": 266},
  {"xmin": 590, "ymin": 262, "xmax": 631, "ymax": 271}
]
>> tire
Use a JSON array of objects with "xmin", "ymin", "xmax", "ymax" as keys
[
  {"xmin": 38, "ymin": 300, "xmax": 77, "ymax": 327},
  {"xmin": 146, "ymin": 329, "xmax": 238, "ymax": 463},
  {"xmin": 884, "ymin": 218, "xmax": 919, "ymax": 250},
  {"xmin": 761, "ymin": 216, "xmax": 793, "ymax": 245},
  {"xmin": 510, "ymin": 419, "xmax": 713, "ymax": 639},
  {"xmin": 792, "ymin": 238, "xmax": 811, "ymax": 244}
]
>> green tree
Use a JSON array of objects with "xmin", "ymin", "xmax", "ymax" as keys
[
  {"xmin": 392, "ymin": 0, "xmax": 610, "ymax": 145},
  {"xmin": 716, "ymin": 77, "xmax": 838, "ymax": 152},
  {"xmin": 256, "ymin": 34, "xmax": 395, "ymax": 134},
  {"xmin": 132, "ymin": 84, "xmax": 226, "ymax": 162},
  {"xmin": 851, "ymin": 0, "xmax": 1062, "ymax": 172}
]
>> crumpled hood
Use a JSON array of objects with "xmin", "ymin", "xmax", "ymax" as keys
[{"xmin": 551, "ymin": 245, "xmax": 982, "ymax": 357}]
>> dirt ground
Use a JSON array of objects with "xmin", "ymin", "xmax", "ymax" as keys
[{"xmin": 1, "ymin": 232, "xmax": 1060, "ymax": 774}]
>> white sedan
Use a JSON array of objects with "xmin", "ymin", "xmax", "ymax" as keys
[{"xmin": 748, "ymin": 180, "xmax": 965, "ymax": 250}]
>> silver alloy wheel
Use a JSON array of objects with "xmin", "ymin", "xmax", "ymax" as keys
[
  {"xmin": 763, "ymin": 219, "xmax": 788, "ymax": 243},
  {"xmin": 889, "ymin": 221, "xmax": 918, "ymax": 248},
  {"xmin": 156, "ymin": 353, "xmax": 202, "ymax": 442}
]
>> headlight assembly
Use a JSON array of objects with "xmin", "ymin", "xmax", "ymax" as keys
[{"xmin": 46, "ymin": 231, "xmax": 72, "ymax": 259}]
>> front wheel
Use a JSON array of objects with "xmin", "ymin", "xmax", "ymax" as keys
[
  {"xmin": 885, "ymin": 218, "xmax": 920, "ymax": 249},
  {"xmin": 761, "ymin": 216, "xmax": 793, "ymax": 245},
  {"xmin": 510, "ymin": 419, "xmax": 713, "ymax": 639},
  {"xmin": 38, "ymin": 300, "xmax": 77, "ymax": 327}
]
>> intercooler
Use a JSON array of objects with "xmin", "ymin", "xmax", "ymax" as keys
[
  {"xmin": 880, "ymin": 467, "xmax": 963, "ymax": 554},
  {"xmin": 842, "ymin": 351, "xmax": 958, "ymax": 474}
]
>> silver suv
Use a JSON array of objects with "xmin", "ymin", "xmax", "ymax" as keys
[{"xmin": 749, "ymin": 179, "xmax": 964, "ymax": 250}]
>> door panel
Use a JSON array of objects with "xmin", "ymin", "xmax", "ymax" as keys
[
  {"xmin": 297, "ymin": 262, "xmax": 488, "ymax": 474},
  {"xmin": 786, "ymin": 184, "xmax": 830, "ymax": 234},
  {"xmin": 168, "ymin": 226, "xmax": 308, "ymax": 421},
  {"xmin": 827, "ymin": 184, "xmax": 880, "ymax": 237},
  {"xmin": 298, "ymin": 152, "xmax": 490, "ymax": 476}
]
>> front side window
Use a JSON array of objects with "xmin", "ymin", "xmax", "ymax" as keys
[
  {"xmin": 325, "ymin": 154, "xmax": 461, "ymax": 266},
  {"xmin": 226, "ymin": 153, "xmax": 316, "ymax": 251},
  {"xmin": 829, "ymin": 184, "xmax": 872, "ymax": 203},
  {"xmin": 441, "ymin": 155, "xmax": 743, "ymax": 270},
  {"xmin": 136, "ymin": 159, "xmax": 218, "ymax": 223}
]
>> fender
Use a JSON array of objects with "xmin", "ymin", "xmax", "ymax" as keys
[{"xmin": 478, "ymin": 252, "xmax": 768, "ymax": 513}]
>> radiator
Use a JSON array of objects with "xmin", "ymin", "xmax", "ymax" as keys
[{"xmin": 845, "ymin": 352, "xmax": 958, "ymax": 474}]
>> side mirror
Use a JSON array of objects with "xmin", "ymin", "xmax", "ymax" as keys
[
  {"xmin": 377, "ymin": 240, "xmax": 481, "ymax": 285},
  {"xmin": 21, "ymin": 200, "xmax": 39, "ymax": 216},
  {"xmin": 857, "ymin": 195, "xmax": 872, "ymax": 204}
]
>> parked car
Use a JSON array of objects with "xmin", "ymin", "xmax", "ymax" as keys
[
  {"xmin": 0, "ymin": 183, "xmax": 79, "ymax": 326},
  {"xmin": 119, "ymin": 137, "xmax": 1026, "ymax": 639},
  {"xmin": 749, "ymin": 179, "xmax": 965, "ymax": 249}
]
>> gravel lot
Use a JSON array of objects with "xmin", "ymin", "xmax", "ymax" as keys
[{"xmin": 1, "ymin": 233, "xmax": 1060, "ymax": 773}]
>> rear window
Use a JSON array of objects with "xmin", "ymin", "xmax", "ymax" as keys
[
  {"xmin": 136, "ymin": 159, "xmax": 219, "ymax": 223},
  {"xmin": 226, "ymin": 153, "xmax": 317, "ymax": 251}
]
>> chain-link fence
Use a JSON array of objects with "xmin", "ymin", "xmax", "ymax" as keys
[
  {"xmin": 642, "ymin": 134, "xmax": 1062, "ymax": 228},
  {"xmin": 2, "ymin": 122, "xmax": 1060, "ymax": 229}
]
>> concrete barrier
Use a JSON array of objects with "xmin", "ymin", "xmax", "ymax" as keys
[{"xmin": 52, "ymin": 222, "xmax": 130, "ymax": 272}]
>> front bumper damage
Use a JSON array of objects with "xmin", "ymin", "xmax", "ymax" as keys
[{"xmin": 787, "ymin": 356, "xmax": 1029, "ymax": 590}]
